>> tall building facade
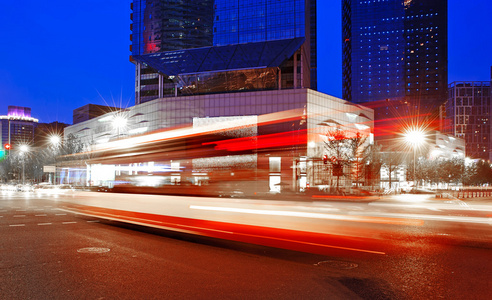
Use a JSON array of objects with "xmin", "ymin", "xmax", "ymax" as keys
[
  {"xmin": 342, "ymin": 0, "xmax": 448, "ymax": 118},
  {"xmin": 445, "ymin": 81, "xmax": 491, "ymax": 160},
  {"xmin": 130, "ymin": 0, "xmax": 317, "ymax": 104},
  {"xmin": 0, "ymin": 106, "xmax": 38, "ymax": 148}
]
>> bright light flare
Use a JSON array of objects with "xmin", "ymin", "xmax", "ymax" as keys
[
  {"xmin": 19, "ymin": 145, "xmax": 29, "ymax": 153},
  {"xmin": 112, "ymin": 115, "xmax": 128, "ymax": 129},
  {"xmin": 49, "ymin": 135, "xmax": 61, "ymax": 146},
  {"xmin": 403, "ymin": 127, "xmax": 426, "ymax": 148}
]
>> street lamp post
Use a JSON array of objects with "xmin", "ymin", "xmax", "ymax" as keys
[
  {"xmin": 403, "ymin": 127, "xmax": 426, "ymax": 188},
  {"xmin": 20, "ymin": 145, "xmax": 29, "ymax": 185},
  {"xmin": 112, "ymin": 114, "xmax": 127, "ymax": 138},
  {"xmin": 49, "ymin": 135, "xmax": 62, "ymax": 185}
]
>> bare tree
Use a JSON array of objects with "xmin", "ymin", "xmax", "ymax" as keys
[
  {"xmin": 323, "ymin": 129, "xmax": 369, "ymax": 191},
  {"xmin": 363, "ymin": 142, "xmax": 383, "ymax": 190},
  {"xmin": 347, "ymin": 132, "xmax": 367, "ymax": 187},
  {"xmin": 381, "ymin": 151, "xmax": 405, "ymax": 191}
]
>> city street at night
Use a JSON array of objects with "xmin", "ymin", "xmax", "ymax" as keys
[
  {"xmin": 2, "ymin": 1, "xmax": 492, "ymax": 299},
  {"xmin": 1, "ymin": 191, "xmax": 490, "ymax": 299}
]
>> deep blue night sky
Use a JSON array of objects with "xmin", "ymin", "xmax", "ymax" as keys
[{"xmin": 1, "ymin": 0, "xmax": 491, "ymax": 124}]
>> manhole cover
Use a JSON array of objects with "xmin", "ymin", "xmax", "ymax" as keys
[
  {"xmin": 77, "ymin": 247, "xmax": 110, "ymax": 254},
  {"xmin": 315, "ymin": 260, "xmax": 358, "ymax": 269}
]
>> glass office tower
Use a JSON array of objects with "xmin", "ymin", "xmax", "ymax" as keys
[
  {"xmin": 212, "ymin": 0, "xmax": 306, "ymax": 45},
  {"xmin": 131, "ymin": 0, "xmax": 316, "ymax": 104},
  {"xmin": 446, "ymin": 81, "xmax": 492, "ymax": 160},
  {"xmin": 131, "ymin": 0, "xmax": 214, "ymax": 55},
  {"xmin": 342, "ymin": 0, "xmax": 447, "ymax": 117}
]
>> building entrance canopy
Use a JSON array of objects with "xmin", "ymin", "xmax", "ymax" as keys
[{"xmin": 132, "ymin": 37, "xmax": 305, "ymax": 76}]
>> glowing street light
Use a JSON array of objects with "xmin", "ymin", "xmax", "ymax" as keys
[
  {"xmin": 403, "ymin": 127, "xmax": 426, "ymax": 148},
  {"xmin": 49, "ymin": 135, "xmax": 62, "ymax": 147},
  {"xmin": 112, "ymin": 114, "xmax": 128, "ymax": 138},
  {"xmin": 20, "ymin": 145, "xmax": 29, "ymax": 153}
]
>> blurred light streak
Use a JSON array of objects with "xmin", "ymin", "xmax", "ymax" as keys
[
  {"xmin": 203, "ymin": 130, "xmax": 308, "ymax": 152},
  {"xmin": 58, "ymin": 205, "xmax": 387, "ymax": 255},
  {"xmin": 189, "ymin": 205, "xmax": 424, "ymax": 226},
  {"xmin": 351, "ymin": 211, "xmax": 491, "ymax": 225},
  {"xmin": 312, "ymin": 195, "xmax": 380, "ymax": 201}
]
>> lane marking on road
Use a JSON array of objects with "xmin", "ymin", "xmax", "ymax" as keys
[
  {"xmin": 55, "ymin": 213, "xmax": 67, "ymax": 216},
  {"xmin": 35, "ymin": 214, "xmax": 48, "ymax": 217},
  {"xmin": 0, "ymin": 210, "xmax": 7, "ymax": 213},
  {"xmin": 13, "ymin": 215, "xmax": 26, "ymax": 217},
  {"xmin": 87, "ymin": 220, "xmax": 100, "ymax": 223},
  {"xmin": 38, "ymin": 223, "xmax": 52, "ymax": 226},
  {"xmin": 62, "ymin": 222, "xmax": 77, "ymax": 224},
  {"xmin": 34, "ymin": 209, "xmax": 45, "ymax": 211},
  {"xmin": 9, "ymin": 224, "xmax": 25, "ymax": 227}
]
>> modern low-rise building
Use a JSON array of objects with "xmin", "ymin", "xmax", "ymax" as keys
[{"xmin": 64, "ymin": 89, "xmax": 374, "ymax": 191}]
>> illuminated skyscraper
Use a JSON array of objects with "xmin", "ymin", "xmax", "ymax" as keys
[
  {"xmin": 342, "ymin": 0, "xmax": 448, "ymax": 118},
  {"xmin": 130, "ymin": 0, "xmax": 317, "ymax": 104},
  {"xmin": 0, "ymin": 106, "xmax": 38, "ymax": 148}
]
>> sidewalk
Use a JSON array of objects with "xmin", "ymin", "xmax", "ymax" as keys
[{"xmin": 374, "ymin": 192, "xmax": 492, "ymax": 205}]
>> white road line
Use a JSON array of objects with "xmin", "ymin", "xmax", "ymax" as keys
[
  {"xmin": 38, "ymin": 223, "xmax": 52, "ymax": 226},
  {"xmin": 55, "ymin": 214, "xmax": 67, "ymax": 216},
  {"xmin": 34, "ymin": 209, "xmax": 45, "ymax": 211},
  {"xmin": 35, "ymin": 214, "xmax": 48, "ymax": 217},
  {"xmin": 62, "ymin": 222, "xmax": 77, "ymax": 224},
  {"xmin": 13, "ymin": 215, "xmax": 26, "ymax": 218},
  {"xmin": 87, "ymin": 220, "xmax": 100, "ymax": 223},
  {"xmin": 9, "ymin": 224, "xmax": 25, "ymax": 227}
]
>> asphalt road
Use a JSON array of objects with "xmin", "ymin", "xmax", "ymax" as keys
[{"xmin": 1, "ymin": 192, "xmax": 491, "ymax": 299}]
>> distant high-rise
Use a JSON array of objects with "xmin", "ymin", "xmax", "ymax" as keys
[
  {"xmin": 446, "ymin": 81, "xmax": 491, "ymax": 160},
  {"xmin": 72, "ymin": 104, "xmax": 121, "ymax": 125},
  {"xmin": 0, "ymin": 106, "xmax": 38, "ymax": 148},
  {"xmin": 342, "ymin": 0, "xmax": 448, "ymax": 118},
  {"xmin": 130, "ymin": 0, "xmax": 317, "ymax": 104},
  {"xmin": 34, "ymin": 122, "xmax": 69, "ymax": 148}
]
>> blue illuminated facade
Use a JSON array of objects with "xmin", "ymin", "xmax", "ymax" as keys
[
  {"xmin": 342, "ymin": 0, "xmax": 448, "ymax": 115},
  {"xmin": 212, "ymin": 0, "xmax": 306, "ymax": 45},
  {"xmin": 130, "ymin": 0, "xmax": 317, "ymax": 104}
]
